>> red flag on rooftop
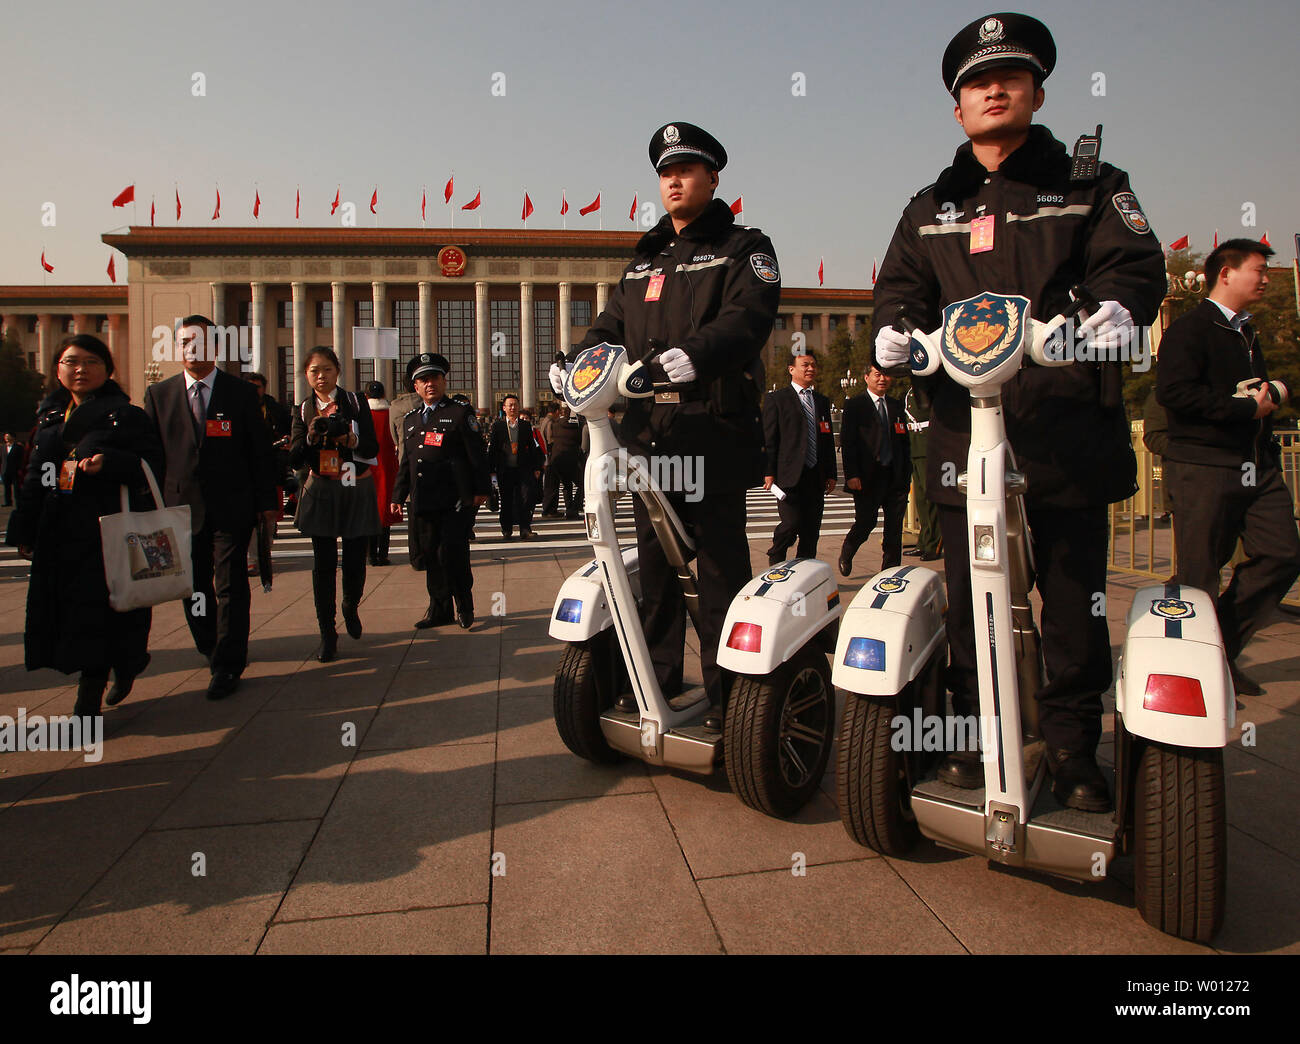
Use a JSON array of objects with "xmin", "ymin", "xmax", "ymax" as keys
[
  {"xmin": 331, "ymin": 186, "xmax": 340, "ymax": 216},
  {"xmin": 579, "ymin": 193, "xmax": 600, "ymax": 216},
  {"xmin": 41, "ymin": 251, "xmax": 53, "ymax": 273},
  {"xmin": 211, "ymin": 186, "xmax": 221, "ymax": 220},
  {"xmin": 522, "ymin": 193, "xmax": 534, "ymax": 221},
  {"xmin": 871, "ymin": 258, "xmax": 877, "ymax": 285},
  {"xmin": 296, "ymin": 187, "xmax": 301, "ymax": 220},
  {"xmin": 112, "ymin": 184, "xmax": 134, "ymax": 208},
  {"xmin": 421, "ymin": 188, "xmax": 426, "ymax": 222},
  {"xmin": 629, "ymin": 194, "xmax": 637, "ymax": 221},
  {"xmin": 107, "ymin": 254, "xmax": 116, "ymax": 283},
  {"xmin": 1261, "ymin": 231, "xmax": 1271, "ymax": 247},
  {"xmin": 818, "ymin": 258, "xmax": 824, "ymax": 286},
  {"xmin": 253, "ymin": 190, "xmax": 261, "ymax": 219},
  {"xmin": 444, "ymin": 176, "xmax": 454, "ymax": 204},
  {"xmin": 150, "ymin": 197, "xmax": 156, "ymax": 226},
  {"xmin": 560, "ymin": 191, "xmax": 568, "ymax": 216},
  {"xmin": 462, "ymin": 190, "xmax": 481, "ymax": 211},
  {"xmin": 1168, "ymin": 234, "xmax": 1189, "ymax": 251},
  {"xmin": 1213, "ymin": 229, "xmax": 1219, "ymax": 249},
  {"xmin": 370, "ymin": 188, "xmax": 378, "ymax": 214},
  {"xmin": 730, "ymin": 196, "xmax": 743, "ymax": 215},
  {"xmin": 175, "ymin": 187, "xmax": 181, "ymax": 221}
]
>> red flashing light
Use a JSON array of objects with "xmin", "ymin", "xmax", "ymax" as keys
[
  {"xmin": 1142, "ymin": 674, "xmax": 1207, "ymax": 717},
  {"xmin": 726, "ymin": 622, "xmax": 763, "ymax": 653}
]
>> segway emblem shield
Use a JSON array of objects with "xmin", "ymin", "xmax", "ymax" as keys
[
  {"xmin": 1150, "ymin": 598, "xmax": 1195, "ymax": 621},
  {"xmin": 565, "ymin": 343, "xmax": 624, "ymax": 410},
  {"xmin": 873, "ymin": 575, "xmax": 908, "ymax": 595},
  {"xmin": 939, "ymin": 292, "xmax": 1030, "ymax": 378}
]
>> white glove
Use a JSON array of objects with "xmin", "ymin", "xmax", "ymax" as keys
[
  {"xmin": 548, "ymin": 361, "xmax": 568, "ymax": 395},
  {"xmin": 1077, "ymin": 300, "xmax": 1134, "ymax": 351},
  {"xmin": 874, "ymin": 326, "xmax": 911, "ymax": 368},
  {"xmin": 660, "ymin": 347, "xmax": 697, "ymax": 384}
]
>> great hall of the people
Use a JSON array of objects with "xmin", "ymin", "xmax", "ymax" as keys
[{"xmin": 0, "ymin": 227, "xmax": 874, "ymax": 410}]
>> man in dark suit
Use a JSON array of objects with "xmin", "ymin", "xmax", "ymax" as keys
[
  {"xmin": 488, "ymin": 393, "xmax": 543, "ymax": 539},
  {"xmin": 143, "ymin": 315, "xmax": 277, "ymax": 699},
  {"xmin": 762, "ymin": 350, "xmax": 836, "ymax": 563},
  {"xmin": 1156, "ymin": 238, "xmax": 1300, "ymax": 697},
  {"xmin": 838, "ymin": 360, "xmax": 911, "ymax": 577}
]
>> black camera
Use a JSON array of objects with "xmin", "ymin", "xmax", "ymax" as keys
[{"xmin": 311, "ymin": 415, "xmax": 350, "ymax": 441}]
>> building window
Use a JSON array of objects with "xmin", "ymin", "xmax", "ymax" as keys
[
  {"xmin": 238, "ymin": 301, "xmax": 251, "ymax": 327},
  {"xmin": 534, "ymin": 300, "xmax": 556, "ymax": 397},
  {"xmin": 774, "ymin": 316, "xmax": 786, "ymax": 330},
  {"xmin": 354, "ymin": 300, "xmax": 373, "ymax": 327},
  {"xmin": 828, "ymin": 316, "xmax": 838, "ymax": 332},
  {"xmin": 277, "ymin": 301, "xmax": 293, "ymax": 328},
  {"xmin": 61, "ymin": 317, "xmax": 74, "ymax": 333},
  {"xmin": 490, "ymin": 300, "xmax": 521, "ymax": 404},
  {"xmin": 570, "ymin": 300, "xmax": 592, "ymax": 329},
  {"xmin": 353, "ymin": 301, "xmax": 375, "ymax": 387},
  {"xmin": 317, "ymin": 301, "xmax": 333, "ymax": 328},
  {"xmin": 279, "ymin": 346, "xmax": 295, "ymax": 407},
  {"xmin": 98, "ymin": 316, "xmax": 110, "ymax": 333},
  {"xmin": 437, "ymin": 299, "xmax": 476, "ymax": 401},
  {"xmin": 394, "ymin": 299, "xmax": 419, "ymax": 379},
  {"xmin": 28, "ymin": 317, "xmax": 37, "ymax": 333},
  {"xmin": 801, "ymin": 316, "xmax": 813, "ymax": 331}
]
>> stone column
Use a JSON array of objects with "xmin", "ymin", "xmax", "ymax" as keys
[
  {"xmin": 596, "ymin": 281, "xmax": 609, "ymax": 318},
  {"xmin": 210, "ymin": 282, "xmax": 226, "ymax": 328},
  {"xmin": 520, "ymin": 281, "xmax": 535, "ymax": 407},
  {"xmin": 558, "ymin": 281, "xmax": 571, "ymax": 359},
  {"xmin": 418, "ymin": 281, "xmax": 433, "ymax": 355},
  {"xmin": 250, "ymin": 281, "xmax": 267, "ymax": 382},
  {"xmin": 292, "ymin": 281, "xmax": 308, "ymax": 403},
  {"xmin": 820, "ymin": 312, "xmax": 831, "ymax": 349},
  {"xmin": 847, "ymin": 314, "xmax": 858, "ymax": 339},
  {"xmin": 475, "ymin": 281, "xmax": 491, "ymax": 413},
  {"xmin": 332, "ymin": 281, "xmax": 349, "ymax": 391},
  {"xmin": 372, "ymin": 281, "xmax": 390, "ymax": 390},
  {"xmin": 107, "ymin": 314, "xmax": 125, "ymax": 387},
  {"xmin": 36, "ymin": 314, "xmax": 53, "ymax": 377},
  {"xmin": 72, "ymin": 313, "xmax": 91, "ymax": 336}
]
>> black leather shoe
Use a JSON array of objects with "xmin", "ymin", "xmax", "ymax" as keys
[
  {"xmin": 938, "ymin": 750, "xmax": 983, "ymax": 789},
  {"xmin": 415, "ymin": 606, "xmax": 454, "ymax": 629},
  {"xmin": 1046, "ymin": 748, "xmax": 1112, "ymax": 813},
  {"xmin": 457, "ymin": 609, "xmax": 474, "ymax": 630},
  {"xmin": 342, "ymin": 603, "xmax": 363, "ymax": 639},
  {"xmin": 376, "ymin": 558, "xmax": 391, "ymax": 567},
  {"xmin": 74, "ymin": 675, "xmax": 106, "ymax": 717},
  {"xmin": 837, "ymin": 547, "xmax": 853, "ymax": 578},
  {"xmin": 919, "ymin": 550, "xmax": 942, "ymax": 561},
  {"xmin": 207, "ymin": 671, "xmax": 240, "ymax": 699},
  {"xmin": 903, "ymin": 546, "xmax": 921, "ymax": 556},
  {"xmin": 106, "ymin": 654, "xmax": 150, "ymax": 707},
  {"xmin": 317, "ymin": 634, "xmax": 338, "ymax": 663},
  {"xmin": 703, "ymin": 705, "xmax": 724, "ymax": 731},
  {"xmin": 1229, "ymin": 662, "xmax": 1263, "ymax": 697},
  {"xmin": 615, "ymin": 695, "xmax": 638, "ymax": 713}
]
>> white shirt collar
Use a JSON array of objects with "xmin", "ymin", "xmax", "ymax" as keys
[
  {"xmin": 1210, "ymin": 299, "xmax": 1238, "ymax": 324},
  {"xmin": 791, "ymin": 380, "xmax": 814, "ymax": 394},
  {"xmin": 314, "ymin": 386, "xmax": 339, "ymax": 411},
  {"xmin": 868, "ymin": 389, "xmax": 886, "ymax": 407},
  {"xmin": 183, "ymin": 368, "xmax": 218, "ymax": 393}
]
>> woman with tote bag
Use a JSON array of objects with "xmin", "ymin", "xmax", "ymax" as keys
[
  {"xmin": 15, "ymin": 335, "xmax": 165, "ymax": 715},
  {"xmin": 290, "ymin": 347, "xmax": 380, "ymax": 662}
]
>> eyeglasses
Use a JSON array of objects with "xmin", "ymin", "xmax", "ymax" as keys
[{"xmin": 58, "ymin": 357, "xmax": 106, "ymax": 371}]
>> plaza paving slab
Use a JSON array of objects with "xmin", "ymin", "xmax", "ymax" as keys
[{"xmin": 0, "ymin": 498, "xmax": 1296, "ymax": 954}]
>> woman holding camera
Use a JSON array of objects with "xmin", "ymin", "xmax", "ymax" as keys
[
  {"xmin": 16, "ymin": 334, "xmax": 163, "ymax": 714},
  {"xmin": 290, "ymin": 347, "xmax": 380, "ymax": 662}
]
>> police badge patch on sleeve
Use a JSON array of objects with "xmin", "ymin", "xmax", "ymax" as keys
[
  {"xmin": 750, "ymin": 253, "xmax": 780, "ymax": 283},
  {"xmin": 1111, "ymin": 192, "xmax": 1152, "ymax": 234}
]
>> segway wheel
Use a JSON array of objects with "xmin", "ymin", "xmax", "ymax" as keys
[
  {"xmin": 553, "ymin": 634, "xmax": 624, "ymax": 764},
  {"xmin": 1133, "ymin": 741, "xmax": 1226, "ymax": 942},
  {"xmin": 725, "ymin": 647, "xmax": 834, "ymax": 818},
  {"xmin": 836, "ymin": 692, "xmax": 920, "ymax": 855}
]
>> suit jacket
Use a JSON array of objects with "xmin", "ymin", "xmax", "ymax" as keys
[
  {"xmin": 144, "ymin": 368, "xmax": 277, "ymax": 533},
  {"xmin": 762, "ymin": 384, "xmax": 836, "ymax": 490},
  {"xmin": 488, "ymin": 418, "xmax": 543, "ymax": 475},
  {"xmin": 288, "ymin": 386, "xmax": 380, "ymax": 476},
  {"xmin": 841, "ymin": 391, "xmax": 910, "ymax": 490}
]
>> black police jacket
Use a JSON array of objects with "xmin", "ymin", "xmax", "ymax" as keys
[
  {"xmin": 392, "ymin": 397, "xmax": 490, "ymax": 514},
  {"xmin": 573, "ymin": 198, "xmax": 780, "ymax": 494},
  {"xmin": 872, "ymin": 125, "xmax": 1167, "ymax": 509}
]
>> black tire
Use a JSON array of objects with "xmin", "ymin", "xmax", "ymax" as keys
[
  {"xmin": 725, "ymin": 647, "xmax": 835, "ymax": 818},
  {"xmin": 552, "ymin": 634, "xmax": 624, "ymax": 764},
  {"xmin": 837, "ymin": 691, "xmax": 920, "ymax": 855},
  {"xmin": 1133, "ymin": 741, "xmax": 1226, "ymax": 942}
]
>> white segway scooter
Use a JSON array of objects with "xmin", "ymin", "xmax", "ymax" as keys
[
  {"xmin": 833, "ymin": 290, "xmax": 1231, "ymax": 941},
  {"xmin": 549, "ymin": 343, "xmax": 841, "ymax": 817}
]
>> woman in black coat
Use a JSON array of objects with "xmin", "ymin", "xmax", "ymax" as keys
[
  {"xmin": 15, "ymin": 335, "xmax": 164, "ymax": 715},
  {"xmin": 289, "ymin": 347, "xmax": 380, "ymax": 662}
]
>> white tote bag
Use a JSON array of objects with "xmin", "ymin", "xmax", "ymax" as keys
[{"xmin": 99, "ymin": 460, "xmax": 194, "ymax": 611}]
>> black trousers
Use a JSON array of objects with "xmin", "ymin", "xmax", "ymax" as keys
[
  {"xmin": 911, "ymin": 452, "xmax": 940, "ymax": 554},
  {"xmin": 633, "ymin": 489, "xmax": 750, "ymax": 706},
  {"xmin": 497, "ymin": 467, "xmax": 536, "ymax": 536},
  {"xmin": 1167, "ymin": 459, "xmax": 1300, "ymax": 661},
  {"xmin": 542, "ymin": 452, "xmax": 584, "ymax": 517},
  {"xmin": 939, "ymin": 503, "xmax": 1112, "ymax": 754},
  {"xmin": 310, "ymin": 535, "xmax": 367, "ymax": 634},
  {"xmin": 185, "ymin": 522, "xmax": 253, "ymax": 675},
  {"xmin": 844, "ymin": 475, "xmax": 908, "ymax": 569},
  {"xmin": 412, "ymin": 507, "xmax": 475, "ymax": 615},
  {"xmin": 767, "ymin": 466, "xmax": 826, "ymax": 563}
]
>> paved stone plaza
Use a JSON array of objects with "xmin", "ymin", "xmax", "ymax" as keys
[{"xmin": 1, "ymin": 496, "xmax": 1296, "ymax": 954}]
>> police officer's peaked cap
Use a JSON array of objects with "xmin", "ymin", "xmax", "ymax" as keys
[
  {"xmin": 942, "ymin": 12, "xmax": 1056, "ymax": 97},
  {"xmin": 407, "ymin": 352, "xmax": 449, "ymax": 386},
  {"xmin": 649, "ymin": 122, "xmax": 727, "ymax": 173}
]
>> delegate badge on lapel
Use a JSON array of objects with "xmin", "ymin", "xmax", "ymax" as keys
[
  {"xmin": 894, "ymin": 421, "xmax": 906, "ymax": 435},
  {"xmin": 644, "ymin": 272, "xmax": 665, "ymax": 302},
  {"xmin": 59, "ymin": 459, "xmax": 77, "ymax": 491},
  {"xmin": 423, "ymin": 431, "xmax": 444, "ymax": 447},
  {"xmin": 206, "ymin": 416, "xmax": 232, "ymax": 437},
  {"xmin": 320, "ymin": 449, "xmax": 340, "ymax": 477},
  {"xmin": 819, "ymin": 420, "xmax": 831, "ymax": 434},
  {"xmin": 969, "ymin": 214, "xmax": 995, "ymax": 253}
]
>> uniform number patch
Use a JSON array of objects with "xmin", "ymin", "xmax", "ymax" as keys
[
  {"xmin": 1111, "ymin": 192, "xmax": 1151, "ymax": 234},
  {"xmin": 750, "ymin": 253, "xmax": 780, "ymax": 283}
]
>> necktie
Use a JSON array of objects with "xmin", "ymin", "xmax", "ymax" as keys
[
  {"xmin": 877, "ymin": 396, "xmax": 892, "ymax": 466},
  {"xmin": 190, "ymin": 382, "xmax": 207, "ymax": 438},
  {"xmin": 800, "ymin": 388, "xmax": 817, "ymax": 468}
]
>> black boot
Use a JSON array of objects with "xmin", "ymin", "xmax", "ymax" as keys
[
  {"xmin": 74, "ymin": 673, "xmax": 107, "ymax": 717},
  {"xmin": 837, "ymin": 540, "xmax": 858, "ymax": 578},
  {"xmin": 106, "ymin": 653, "xmax": 150, "ymax": 707},
  {"xmin": 376, "ymin": 528, "xmax": 392, "ymax": 567},
  {"xmin": 342, "ymin": 602, "xmax": 363, "ymax": 639},
  {"xmin": 318, "ymin": 630, "xmax": 338, "ymax": 663},
  {"xmin": 1046, "ymin": 747, "xmax": 1112, "ymax": 813}
]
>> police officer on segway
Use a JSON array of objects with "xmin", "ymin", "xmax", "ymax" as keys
[
  {"xmin": 391, "ymin": 353, "xmax": 490, "ymax": 630},
  {"xmin": 551, "ymin": 122, "xmax": 779, "ymax": 729},
  {"xmin": 871, "ymin": 13, "xmax": 1167, "ymax": 811}
]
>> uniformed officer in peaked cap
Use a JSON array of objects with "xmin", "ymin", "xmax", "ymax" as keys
[
  {"xmin": 870, "ymin": 13, "xmax": 1166, "ymax": 812},
  {"xmin": 391, "ymin": 352, "xmax": 490, "ymax": 630},
  {"xmin": 551, "ymin": 121, "xmax": 779, "ymax": 729}
]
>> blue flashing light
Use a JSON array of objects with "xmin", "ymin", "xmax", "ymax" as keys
[
  {"xmin": 556, "ymin": 598, "xmax": 584, "ymax": 624},
  {"xmin": 844, "ymin": 637, "xmax": 886, "ymax": 671}
]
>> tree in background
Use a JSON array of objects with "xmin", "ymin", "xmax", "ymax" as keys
[{"xmin": 0, "ymin": 328, "xmax": 44, "ymax": 435}]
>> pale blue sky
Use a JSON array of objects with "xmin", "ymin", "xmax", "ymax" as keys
[{"xmin": 3, "ymin": 0, "xmax": 1297, "ymax": 286}]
